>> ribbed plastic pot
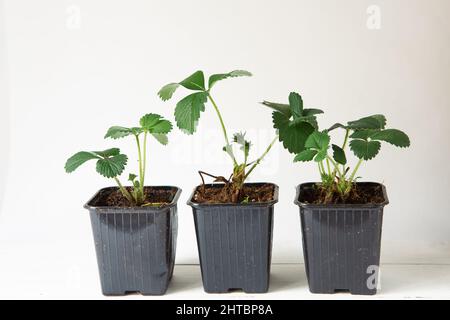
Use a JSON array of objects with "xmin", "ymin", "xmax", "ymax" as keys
[
  {"xmin": 188, "ymin": 183, "xmax": 279, "ymax": 294},
  {"xmin": 84, "ymin": 186, "xmax": 181, "ymax": 296},
  {"xmin": 295, "ymin": 182, "xmax": 389, "ymax": 295}
]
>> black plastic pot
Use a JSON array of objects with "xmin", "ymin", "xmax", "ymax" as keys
[
  {"xmin": 85, "ymin": 186, "xmax": 181, "ymax": 296},
  {"xmin": 295, "ymin": 182, "xmax": 389, "ymax": 295},
  {"xmin": 188, "ymin": 183, "xmax": 279, "ymax": 293}
]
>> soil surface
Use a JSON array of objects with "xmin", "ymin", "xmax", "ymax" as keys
[
  {"xmin": 300, "ymin": 183, "xmax": 385, "ymax": 205},
  {"xmin": 193, "ymin": 183, "xmax": 275, "ymax": 204},
  {"xmin": 93, "ymin": 187, "xmax": 177, "ymax": 208}
]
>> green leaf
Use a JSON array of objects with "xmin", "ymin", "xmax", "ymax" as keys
[
  {"xmin": 304, "ymin": 117, "xmax": 319, "ymax": 130},
  {"xmin": 65, "ymin": 151, "xmax": 100, "ymax": 173},
  {"xmin": 371, "ymin": 115, "xmax": 387, "ymax": 128},
  {"xmin": 332, "ymin": 144, "xmax": 347, "ymax": 165},
  {"xmin": 349, "ymin": 128, "xmax": 410, "ymax": 148},
  {"xmin": 140, "ymin": 114, "xmax": 161, "ymax": 130},
  {"xmin": 130, "ymin": 127, "xmax": 143, "ymax": 135},
  {"xmin": 105, "ymin": 126, "xmax": 134, "ymax": 139},
  {"xmin": 350, "ymin": 129, "xmax": 376, "ymax": 140},
  {"xmin": 303, "ymin": 131, "xmax": 330, "ymax": 162},
  {"xmin": 151, "ymin": 133, "xmax": 169, "ymax": 145},
  {"xmin": 96, "ymin": 154, "xmax": 128, "ymax": 178},
  {"xmin": 303, "ymin": 108, "xmax": 324, "ymax": 116},
  {"xmin": 347, "ymin": 114, "xmax": 386, "ymax": 130},
  {"xmin": 65, "ymin": 149, "xmax": 128, "ymax": 178},
  {"xmin": 371, "ymin": 129, "xmax": 410, "ymax": 148},
  {"xmin": 314, "ymin": 149, "xmax": 328, "ymax": 162},
  {"xmin": 290, "ymin": 115, "xmax": 319, "ymax": 130},
  {"xmin": 350, "ymin": 139, "xmax": 381, "ymax": 160},
  {"xmin": 158, "ymin": 83, "xmax": 180, "ymax": 101},
  {"xmin": 208, "ymin": 70, "xmax": 252, "ymax": 89},
  {"xmin": 294, "ymin": 149, "xmax": 317, "ymax": 162},
  {"xmin": 327, "ymin": 123, "xmax": 346, "ymax": 132},
  {"xmin": 305, "ymin": 131, "xmax": 330, "ymax": 151},
  {"xmin": 140, "ymin": 113, "xmax": 173, "ymax": 134},
  {"xmin": 243, "ymin": 141, "xmax": 251, "ymax": 159},
  {"xmin": 262, "ymin": 104, "xmax": 323, "ymax": 120},
  {"xmin": 128, "ymin": 173, "xmax": 137, "ymax": 182},
  {"xmin": 261, "ymin": 101, "xmax": 291, "ymax": 118},
  {"xmin": 273, "ymin": 112, "xmax": 315, "ymax": 154},
  {"xmin": 262, "ymin": 98, "xmax": 322, "ymax": 129},
  {"xmin": 179, "ymin": 70, "xmax": 205, "ymax": 91},
  {"xmin": 289, "ymin": 92, "xmax": 303, "ymax": 119},
  {"xmin": 93, "ymin": 148, "xmax": 120, "ymax": 158},
  {"xmin": 174, "ymin": 92, "xmax": 208, "ymax": 134}
]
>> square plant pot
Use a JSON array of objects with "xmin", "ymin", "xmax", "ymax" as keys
[
  {"xmin": 85, "ymin": 186, "xmax": 181, "ymax": 296},
  {"xmin": 295, "ymin": 182, "xmax": 389, "ymax": 295},
  {"xmin": 188, "ymin": 183, "xmax": 279, "ymax": 294}
]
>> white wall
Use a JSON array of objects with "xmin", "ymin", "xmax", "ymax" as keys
[
  {"xmin": 0, "ymin": 0, "xmax": 9, "ymax": 210},
  {"xmin": 0, "ymin": 0, "xmax": 449, "ymax": 275}
]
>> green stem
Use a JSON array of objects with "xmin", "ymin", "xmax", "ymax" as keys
[
  {"xmin": 244, "ymin": 148, "xmax": 248, "ymax": 166},
  {"xmin": 135, "ymin": 135, "xmax": 144, "ymax": 202},
  {"xmin": 320, "ymin": 161, "xmax": 326, "ymax": 176},
  {"xmin": 318, "ymin": 162, "xmax": 324, "ymax": 176},
  {"xmin": 326, "ymin": 158, "xmax": 331, "ymax": 176},
  {"xmin": 349, "ymin": 158, "xmax": 363, "ymax": 182},
  {"xmin": 207, "ymin": 93, "xmax": 238, "ymax": 166},
  {"xmin": 341, "ymin": 128, "xmax": 350, "ymax": 175},
  {"xmin": 342, "ymin": 128, "xmax": 350, "ymax": 150},
  {"xmin": 114, "ymin": 177, "xmax": 135, "ymax": 205},
  {"xmin": 244, "ymin": 136, "xmax": 278, "ymax": 180},
  {"xmin": 326, "ymin": 155, "xmax": 343, "ymax": 178},
  {"xmin": 142, "ymin": 132, "xmax": 148, "ymax": 189}
]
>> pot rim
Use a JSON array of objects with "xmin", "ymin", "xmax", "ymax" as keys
[
  {"xmin": 84, "ymin": 186, "xmax": 182, "ymax": 212},
  {"xmin": 187, "ymin": 182, "xmax": 279, "ymax": 208},
  {"xmin": 294, "ymin": 182, "xmax": 389, "ymax": 208}
]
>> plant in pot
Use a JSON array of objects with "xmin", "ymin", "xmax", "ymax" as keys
[
  {"xmin": 65, "ymin": 113, "xmax": 181, "ymax": 296},
  {"xmin": 159, "ymin": 70, "xmax": 284, "ymax": 293},
  {"xmin": 263, "ymin": 92, "xmax": 410, "ymax": 295}
]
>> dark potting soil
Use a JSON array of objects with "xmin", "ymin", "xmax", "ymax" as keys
[
  {"xmin": 193, "ymin": 183, "xmax": 275, "ymax": 204},
  {"xmin": 300, "ymin": 183, "xmax": 385, "ymax": 205},
  {"xmin": 94, "ymin": 187, "xmax": 177, "ymax": 208}
]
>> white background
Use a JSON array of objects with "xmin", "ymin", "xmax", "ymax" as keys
[
  {"xmin": 0, "ymin": 0, "xmax": 449, "ymax": 297},
  {"xmin": 0, "ymin": 0, "xmax": 8, "ymax": 208}
]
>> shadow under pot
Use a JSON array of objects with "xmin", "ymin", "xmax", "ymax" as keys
[
  {"xmin": 188, "ymin": 183, "xmax": 279, "ymax": 294},
  {"xmin": 295, "ymin": 182, "xmax": 389, "ymax": 296},
  {"xmin": 84, "ymin": 186, "xmax": 182, "ymax": 296}
]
